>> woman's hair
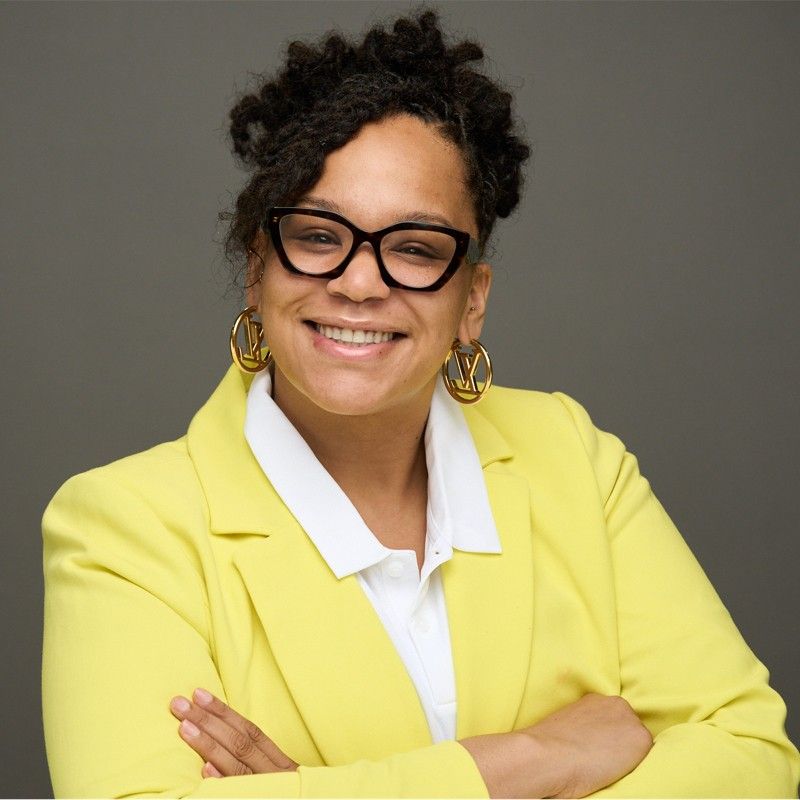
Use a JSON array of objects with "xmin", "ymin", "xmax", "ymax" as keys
[{"xmin": 221, "ymin": 7, "xmax": 531, "ymax": 289}]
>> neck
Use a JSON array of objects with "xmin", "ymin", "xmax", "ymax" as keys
[{"xmin": 271, "ymin": 369, "xmax": 433, "ymax": 501}]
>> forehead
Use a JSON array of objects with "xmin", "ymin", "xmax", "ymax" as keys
[{"xmin": 304, "ymin": 114, "xmax": 474, "ymax": 232}]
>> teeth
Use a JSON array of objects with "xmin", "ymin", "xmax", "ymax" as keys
[{"xmin": 315, "ymin": 324, "xmax": 395, "ymax": 345}]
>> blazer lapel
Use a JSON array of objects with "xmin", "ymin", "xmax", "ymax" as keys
[
  {"xmin": 232, "ymin": 532, "xmax": 433, "ymax": 764},
  {"xmin": 448, "ymin": 408, "xmax": 535, "ymax": 738},
  {"xmin": 187, "ymin": 365, "xmax": 283, "ymax": 536}
]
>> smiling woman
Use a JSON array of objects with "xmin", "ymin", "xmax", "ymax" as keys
[{"xmin": 40, "ymin": 8, "xmax": 799, "ymax": 799}]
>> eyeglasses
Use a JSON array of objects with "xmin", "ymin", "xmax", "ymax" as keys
[{"xmin": 264, "ymin": 207, "xmax": 482, "ymax": 292}]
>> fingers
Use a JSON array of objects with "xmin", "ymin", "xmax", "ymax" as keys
[
  {"xmin": 169, "ymin": 691, "xmax": 297, "ymax": 777},
  {"xmin": 173, "ymin": 713, "xmax": 256, "ymax": 777},
  {"xmin": 202, "ymin": 762, "xmax": 223, "ymax": 779},
  {"xmin": 191, "ymin": 689, "xmax": 298, "ymax": 770}
]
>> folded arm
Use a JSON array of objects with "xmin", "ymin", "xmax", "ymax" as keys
[{"xmin": 555, "ymin": 392, "xmax": 800, "ymax": 797}]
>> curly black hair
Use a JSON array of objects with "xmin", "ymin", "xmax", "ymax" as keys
[{"xmin": 221, "ymin": 7, "xmax": 531, "ymax": 289}]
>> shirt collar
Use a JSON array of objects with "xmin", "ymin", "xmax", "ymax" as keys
[{"xmin": 244, "ymin": 371, "xmax": 501, "ymax": 579}]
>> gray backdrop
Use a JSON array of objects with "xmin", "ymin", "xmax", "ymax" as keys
[{"xmin": 1, "ymin": 1, "xmax": 798, "ymax": 796}]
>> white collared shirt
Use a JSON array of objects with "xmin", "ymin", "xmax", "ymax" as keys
[{"xmin": 243, "ymin": 371, "xmax": 501, "ymax": 742}]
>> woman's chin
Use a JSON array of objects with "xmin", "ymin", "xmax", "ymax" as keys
[
  {"xmin": 279, "ymin": 368, "xmax": 432, "ymax": 420},
  {"xmin": 303, "ymin": 383, "xmax": 420, "ymax": 419}
]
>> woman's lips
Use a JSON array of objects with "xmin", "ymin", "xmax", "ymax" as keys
[
  {"xmin": 305, "ymin": 320, "xmax": 404, "ymax": 357},
  {"xmin": 312, "ymin": 322, "xmax": 396, "ymax": 345}
]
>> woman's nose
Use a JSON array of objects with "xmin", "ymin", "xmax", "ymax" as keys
[{"xmin": 325, "ymin": 242, "xmax": 391, "ymax": 303}]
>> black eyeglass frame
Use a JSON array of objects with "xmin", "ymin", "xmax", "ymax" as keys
[{"xmin": 264, "ymin": 207, "xmax": 482, "ymax": 292}]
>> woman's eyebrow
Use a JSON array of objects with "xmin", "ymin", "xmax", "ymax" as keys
[
  {"xmin": 296, "ymin": 194, "xmax": 457, "ymax": 228},
  {"xmin": 401, "ymin": 210, "xmax": 458, "ymax": 228},
  {"xmin": 294, "ymin": 195, "xmax": 346, "ymax": 216}
]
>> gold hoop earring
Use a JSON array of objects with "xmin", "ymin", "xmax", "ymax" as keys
[
  {"xmin": 441, "ymin": 338, "xmax": 493, "ymax": 404},
  {"xmin": 229, "ymin": 305, "xmax": 273, "ymax": 373}
]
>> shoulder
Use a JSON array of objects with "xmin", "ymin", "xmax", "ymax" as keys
[
  {"xmin": 44, "ymin": 363, "xmax": 251, "ymax": 527},
  {"xmin": 469, "ymin": 383, "xmax": 597, "ymax": 423},
  {"xmin": 42, "ymin": 437, "xmax": 209, "ymax": 576},
  {"xmin": 470, "ymin": 384, "xmax": 620, "ymax": 447},
  {"xmin": 45, "ymin": 436, "xmax": 203, "ymax": 521},
  {"xmin": 467, "ymin": 384, "xmax": 629, "ymax": 498}
]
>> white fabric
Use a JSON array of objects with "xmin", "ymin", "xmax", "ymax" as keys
[{"xmin": 244, "ymin": 369, "xmax": 501, "ymax": 743}]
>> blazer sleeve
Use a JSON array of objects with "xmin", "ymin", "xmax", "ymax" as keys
[
  {"xmin": 553, "ymin": 392, "xmax": 800, "ymax": 798},
  {"xmin": 41, "ymin": 466, "xmax": 489, "ymax": 799}
]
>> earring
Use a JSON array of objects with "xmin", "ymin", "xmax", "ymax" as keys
[
  {"xmin": 229, "ymin": 305, "xmax": 273, "ymax": 373},
  {"xmin": 441, "ymin": 338, "xmax": 493, "ymax": 404}
]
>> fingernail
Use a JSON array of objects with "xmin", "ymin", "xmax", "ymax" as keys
[
  {"xmin": 180, "ymin": 719, "xmax": 200, "ymax": 738},
  {"xmin": 205, "ymin": 762, "xmax": 222, "ymax": 778},
  {"xmin": 194, "ymin": 688, "xmax": 213, "ymax": 705},
  {"xmin": 170, "ymin": 696, "xmax": 191, "ymax": 714}
]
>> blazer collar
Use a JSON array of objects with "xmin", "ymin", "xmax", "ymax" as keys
[
  {"xmin": 186, "ymin": 363, "xmax": 515, "ymax": 537},
  {"xmin": 186, "ymin": 365, "xmax": 293, "ymax": 536}
]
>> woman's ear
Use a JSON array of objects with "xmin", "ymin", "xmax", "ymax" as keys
[
  {"xmin": 457, "ymin": 262, "xmax": 492, "ymax": 345},
  {"xmin": 245, "ymin": 230, "xmax": 268, "ymax": 309}
]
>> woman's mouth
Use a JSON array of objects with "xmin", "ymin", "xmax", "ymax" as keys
[{"xmin": 309, "ymin": 322, "xmax": 398, "ymax": 347}]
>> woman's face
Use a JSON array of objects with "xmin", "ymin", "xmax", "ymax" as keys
[{"xmin": 247, "ymin": 113, "xmax": 491, "ymax": 419}]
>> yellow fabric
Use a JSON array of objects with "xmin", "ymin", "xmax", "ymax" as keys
[{"xmin": 42, "ymin": 365, "xmax": 800, "ymax": 798}]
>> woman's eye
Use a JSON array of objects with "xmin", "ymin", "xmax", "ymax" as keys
[
  {"xmin": 296, "ymin": 231, "xmax": 340, "ymax": 246},
  {"xmin": 396, "ymin": 244, "xmax": 437, "ymax": 258}
]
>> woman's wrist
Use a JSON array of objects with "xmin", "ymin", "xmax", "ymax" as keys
[{"xmin": 459, "ymin": 729, "xmax": 563, "ymax": 799}]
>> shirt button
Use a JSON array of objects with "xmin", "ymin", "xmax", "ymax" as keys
[{"xmin": 385, "ymin": 560, "xmax": 404, "ymax": 578}]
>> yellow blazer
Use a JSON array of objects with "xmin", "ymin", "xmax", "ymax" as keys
[{"xmin": 42, "ymin": 365, "xmax": 799, "ymax": 798}]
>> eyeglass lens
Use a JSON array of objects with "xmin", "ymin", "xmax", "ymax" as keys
[{"xmin": 278, "ymin": 213, "xmax": 458, "ymax": 289}]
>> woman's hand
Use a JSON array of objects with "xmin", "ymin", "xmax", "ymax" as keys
[
  {"xmin": 459, "ymin": 693, "xmax": 653, "ymax": 798},
  {"xmin": 169, "ymin": 688, "xmax": 648, "ymax": 793},
  {"xmin": 169, "ymin": 689, "xmax": 299, "ymax": 778}
]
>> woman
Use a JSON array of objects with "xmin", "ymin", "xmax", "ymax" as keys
[{"xmin": 41, "ymin": 10, "xmax": 799, "ymax": 798}]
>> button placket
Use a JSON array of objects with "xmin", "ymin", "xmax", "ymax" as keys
[
  {"xmin": 421, "ymin": 530, "xmax": 451, "ymax": 583},
  {"xmin": 381, "ymin": 551, "xmax": 419, "ymax": 622},
  {"xmin": 385, "ymin": 559, "xmax": 404, "ymax": 579},
  {"xmin": 405, "ymin": 569, "xmax": 457, "ymax": 706},
  {"xmin": 414, "ymin": 614, "xmax": 433, "ymax": 634}
]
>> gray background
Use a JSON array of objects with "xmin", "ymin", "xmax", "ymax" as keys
[{"xmin": 1, "ymin": 1, "xmax": 798, "ymax": 796}]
